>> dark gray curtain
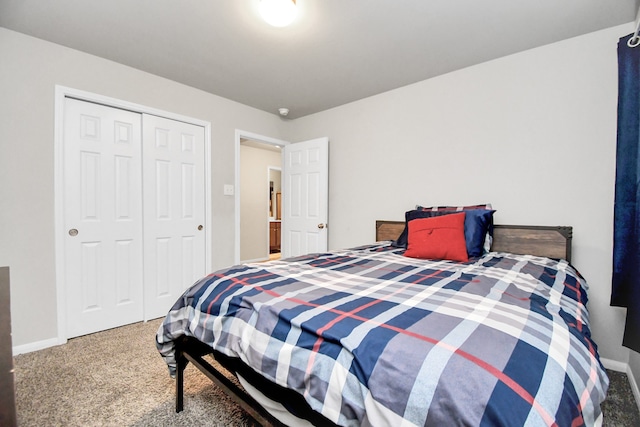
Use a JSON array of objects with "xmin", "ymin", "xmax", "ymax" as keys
[{"xmin": 612, "ymin": 32, "xmax": 640, "ymax": 352}]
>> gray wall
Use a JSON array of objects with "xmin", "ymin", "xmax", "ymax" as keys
[{"xmin": 285, "ymin": 23, "xmax": 632, "ymax": 365}]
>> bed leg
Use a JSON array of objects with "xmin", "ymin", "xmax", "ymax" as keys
[{"xmin": 176, "ymin": 351, "xmax": 186, "ymax": 413}]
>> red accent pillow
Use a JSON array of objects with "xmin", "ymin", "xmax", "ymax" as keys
[{"xmin": 404, "ymin": 213, "xmax": 469, "ymax": 262}]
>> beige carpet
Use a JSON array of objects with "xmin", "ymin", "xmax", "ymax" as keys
[
  {"xmin": 13, "ymin": 319, "xmax": 640, "ymax": 427},
  {"xmin": 14, "ymin": 320, "xmax": 258, "ymax": 427}
]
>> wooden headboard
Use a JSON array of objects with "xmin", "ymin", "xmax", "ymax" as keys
[{"xmin": 375, "ymin": 220, "xmax": 573, "ymax": 262}]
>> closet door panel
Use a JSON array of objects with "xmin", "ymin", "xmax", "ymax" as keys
[
  {"xmin": 143, "ymin": 114, "xmax": 206, "ymax": 320},
  {"xmin": 63, "ymin": 98, "xmax": 144, "ymax": 338}
]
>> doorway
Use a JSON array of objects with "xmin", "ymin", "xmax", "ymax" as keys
[
  {"xmin": 238, "ymin": 136, "xmax": 285, "ymax": 262},
  {"xmin": 234, "ymin": 131, "xmax": 330, "ymax": 263},
  {"xmin": 268, "ymin": 167, "xmax": 282, "ymax": 260},
  {"xmin": 235, "ymin": 131, "xmax": 289, "ymax": 264}
]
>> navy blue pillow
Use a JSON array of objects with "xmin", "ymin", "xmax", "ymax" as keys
[{"xmin": 393, "ymin": 209, "xmax": 495, "ymax": 257}]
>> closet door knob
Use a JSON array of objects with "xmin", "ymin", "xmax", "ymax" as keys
[
  {"xmin": 317, "ymin": 224, "xmax": 325, "ymax": 229},
  {"xmin": 197, "ymin": 225, "xmax": 203, "ymax": 231},
  {"xmin": 68, "ymin": 228, "xmax": 78, "ymax": 237}
]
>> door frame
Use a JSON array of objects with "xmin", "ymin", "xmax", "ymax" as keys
[
  {"xmin": 234, "ymin": 130, "xmax": 289, "ymax": 264},
  {"xmin": 54, "ymin": 85, "xmax": 212, "ymax": 344},
  {"xmin": 267, "ymin": 166, "xmax": 282, "ymax": 257}
]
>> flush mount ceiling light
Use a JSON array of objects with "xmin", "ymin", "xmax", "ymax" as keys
[{"xmin": 259, "ymin": 0, "xmax": 297, "ymax": 27}]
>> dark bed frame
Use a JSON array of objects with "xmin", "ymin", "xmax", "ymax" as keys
[
  {"xmin": 175, "ymin": 335, "xmax": 337, "ymax": 426},
  {"xmin": 174, "ymin": 222, "xmax": 573, "ymax": 425}
]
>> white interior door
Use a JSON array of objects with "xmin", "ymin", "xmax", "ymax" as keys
[
  {"xmin": 142, "ymin": 114, "xmax": 206, "ymax": 320},
  {"xmin": 282, "ymin": 137, "xmax": 329, "ymax": 258},
  {"xmin": 63, "ymin": 98, "xmax": 144, "ymax": 338}
]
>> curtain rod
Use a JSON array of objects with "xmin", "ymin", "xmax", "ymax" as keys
[{"xmin": 629, "ymin": 6, "xmax": 640, "ymax": 47}]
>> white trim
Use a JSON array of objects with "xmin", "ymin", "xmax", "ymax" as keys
[
  {"xmin": 235, "ymin": 130, "xmax": 289, "ymax": 264},
  {"xmin": 54, "ymin": 85, "xmax": 212, "ymax": 343},
  {"xmin": 629, "ymin": 365, "xmax": 640, "ymax": 416},
  {"xmin": 13, "ymin": 337, "xmax": 62, "ymax": 356},
  {"xmin": 601, "ymin": 357, "xmax": 628, "ymax": 373},
  {"xmin": 204, "ymin": 125, "xmax": 213, "ymax": 276},
  {"xmin": 601, "ymin": 357, "xmax": 640, "ymax": 414},
  {"xmin": 267, "ymin": 166, "xmax": 282, "ymax": 220},
  {"xmin": 55, "ymin": 86, "xmax": 212, "ymax": 128},
  {"xmin": 243, "ymin": 257, "xmax": 270, "ymax": 264},
  {"xmin": 54, "ymin": 86, "xmax": 68, "ymax": 347}
]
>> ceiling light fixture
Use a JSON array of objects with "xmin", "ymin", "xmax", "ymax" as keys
[{"xmin": 259, "ymin": 0, "xmax": 297, "ymax": 27}]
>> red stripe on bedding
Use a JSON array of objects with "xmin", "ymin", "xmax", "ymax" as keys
[{"xmin": 248, "ymin": 282, "xmax": 557, "ymax": 426}]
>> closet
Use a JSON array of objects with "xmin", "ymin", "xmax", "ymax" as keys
[{"xmin": 62, "ymin": 97, "xmax": 206, "ymax": 338}]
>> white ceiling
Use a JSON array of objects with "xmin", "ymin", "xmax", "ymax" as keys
[{"xmin": 1, "ymin": 0, "xmax": 638, "ymax": 119}]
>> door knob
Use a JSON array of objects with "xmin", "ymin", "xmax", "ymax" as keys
[
  {"xmin": 68, "ymin": 228, "xmax": 79, "ymax": 237},
  {"xmin": 198, "ymin": 225, "xmax": 203, "ymax": 231},
  {"xmin": 317, "ymin": 223, "xmax": 325, "ymax": 229}
]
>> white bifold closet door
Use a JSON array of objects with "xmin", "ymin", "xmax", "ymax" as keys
[
  {"xmin": 63, "ymin": 98, "xmax": 205, "ymax": 338},
  {"xmin": 63, "ymin": 98, "xmax": 145, "ymax": 338},
  {"xmin": 142, "ymin": 114, "xmax": 206, "ymax": 320}
]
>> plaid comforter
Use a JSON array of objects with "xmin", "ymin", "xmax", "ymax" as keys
[{"xmin": 156, "ymin": 243, "xmax": 608, "ymax": 426}]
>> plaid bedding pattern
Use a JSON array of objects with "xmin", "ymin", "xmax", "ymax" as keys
[{"xmin": 156, "ymin": 243, "xmax": 608, "ymax": 427}]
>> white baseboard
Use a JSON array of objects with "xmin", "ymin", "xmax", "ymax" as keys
[
  {"xmin": 601, "ymin": 357, "xmax": 640, "ymax": 414},
  {"xmin": 601, "ymin": 357, "xmax": 628, "ymax": 372},
  {"xmin": 12, "ymin": 337, "xmax": 65, "ymax": 356},
  {"xmin": 626, "ymin": 364, "xmax": 640, "ymax": 415},
  {"xmin": 242, "ymin": 257, "xmax": 270, "ymax": 263}
]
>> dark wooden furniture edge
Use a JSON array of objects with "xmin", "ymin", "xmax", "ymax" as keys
[
  {"xmin": 0, "ymin": 267, "xmax": 17, "ymax": 427},
  {"xmin": 492, "ymin": 224, "xmax": 572, "ymax": 263},
  {"xmin": 376, "ymin": 220, "xmax": 573, "ymax": 262}
]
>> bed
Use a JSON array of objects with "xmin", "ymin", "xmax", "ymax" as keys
[{"xmin": 156, "ymin": 218, "xmax": 608, "ymax": 427}]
